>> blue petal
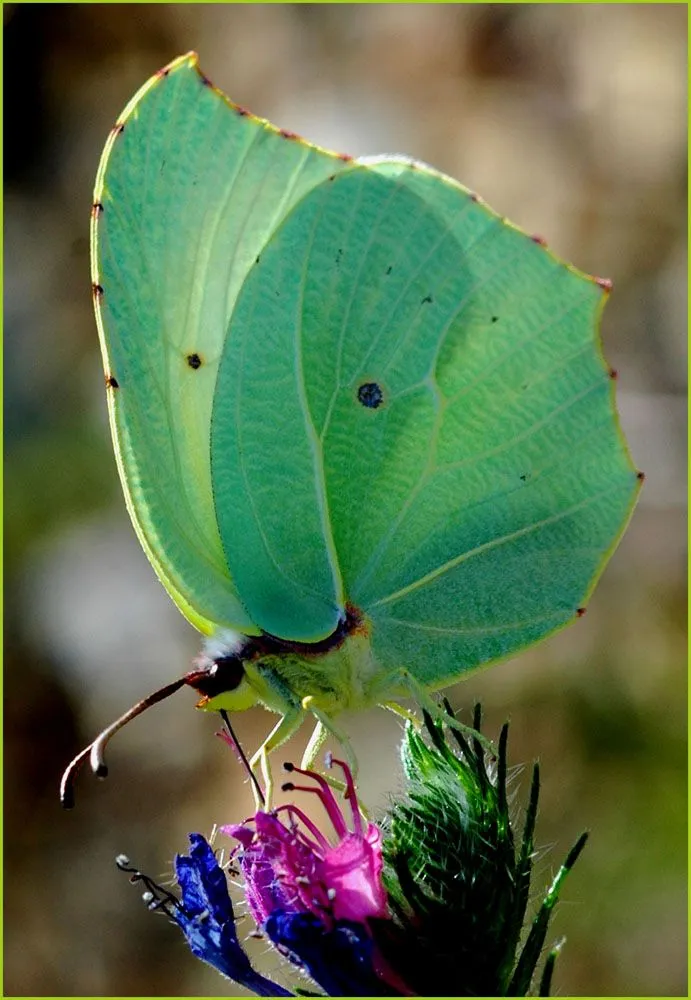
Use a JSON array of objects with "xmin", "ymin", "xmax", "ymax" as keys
[
  {"xmin": 174, "ymin": 833, "xmax": 293, "ymax": 997},
  {"xmin": 266, "ymin": 910, "xmax": 400, "ymax": 997}
]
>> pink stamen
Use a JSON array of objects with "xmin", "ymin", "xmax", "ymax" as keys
[
  {"xmin": 284, "ymin": 766, "xmax": 349, "ymax": 838},
  {"xmin": 274, "ymin": 804, "xmax": 329, "ymax": 853},
  {"xmin": 328, "ymin": 757, "xmax": 363, "ymax": 834},
  {"xmin": 217, "ymin": 729, "xmax": 239, "ymax": 753}
]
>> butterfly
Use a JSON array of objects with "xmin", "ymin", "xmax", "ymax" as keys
[{"xmin": 61, "ymin": 52, "xmax": 641, "ymax": 806}]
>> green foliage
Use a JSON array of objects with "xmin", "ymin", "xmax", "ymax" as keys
[{"xmin": 374, "ymin": 704, "xmax": 587, "ymax": 996}]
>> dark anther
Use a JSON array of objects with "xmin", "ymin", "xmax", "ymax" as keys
[{"xmin": 115, "ymin": 855, "xmax": 187, "ymax": 917}]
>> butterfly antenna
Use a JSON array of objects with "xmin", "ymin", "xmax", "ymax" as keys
[
  {"xmin": 60, "ymin": 676, "xmax": 187, "ymax": 809},
  {"xmin": 219, "ymin": 708, "xmax": 265, "ymax": 806}
]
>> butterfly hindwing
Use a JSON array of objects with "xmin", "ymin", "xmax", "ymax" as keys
[{"xmin": 211, "ymin": 156, "xmax": 639, "ymax": 673}]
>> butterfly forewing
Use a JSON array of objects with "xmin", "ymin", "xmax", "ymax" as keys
[{"xmin": 92, "ymin": 54, "xmax": 352, "ymax": 635}]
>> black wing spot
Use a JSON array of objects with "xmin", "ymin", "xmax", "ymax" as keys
[
  {"xmin": 491, "ymin": 316, "xmax": 499, "ymax": 323},
  {"xmin": 335, "ymin": 248, "xmax": 343, "ymax": 265},
  {"xmin": 92, "ymin": 283, "xmax": 104, "ymax": 299},
  {"xmin": 91, "ymin": 202, "xmax": 104, "ymax": 219},
  {"xmin": 385, "ymin": 265, "xmax": 393, "ymax": 275},
  {"xmin": 105, "ymin": 375, "xmax": 119, "ymax": 389},
  {"xmin": 187, "ymin": 353, "xmax": 202, "ymax": 370},
  {"xmin": 421, "ymin": 294, "xmax": 433, "ymax": 305},
  {"xmin": 357, "ymin": 382, "xmax": 384, "ymax": 409}
]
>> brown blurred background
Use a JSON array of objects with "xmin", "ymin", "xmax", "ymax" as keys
[{"xmin": 4, "ymin": 4, "xmax": 686, "ymax": 997}]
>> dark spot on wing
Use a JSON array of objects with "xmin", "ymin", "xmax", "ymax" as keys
[
  {"xmin": 105, "ymin": 375, "xmax": 119, "ymax": 389},
  {"xmin": 576, "ymin": 607, "xmax": 587, "ymax": 618},
  {"xmin": 91, "ymin": 202, "xmax": 104, "ymax": 219},
  {"xmin": 92, "ymin": 283, "xmax": 104, "ymax": 299},
  {"xmin": 637, "ymin": 471, "xmax": 646, "ymax": 482},
  {"xmin": 279, "ymin": 129, "xmax": 299, "ymax": 141},
  {"xmin": 199, "ymin": 73, "xmax": 213, "ymax": 88},
  {"xmin": 469, "ymin": 191, "xmax": 479, "ymax": 202},
  {"xmin": 421, "ymin": 294, "xmax": 433, "ymax": 305},
  {"xmin": 187, "ymin": 353, "xmax": 202, "ymax": 370},
  {"xmin": 235, "ymin": 106, "xmax": 250, "ymax": 117},
  {"xmin": 155, "ymin": 67, "xmax": 170, "ymax": 79},
  {"xmin": 357, "ymin": 382, "xmax": 384, "ymax": 409},
  {"xmin": 328, "ymin": 175, "xmax": 336, "ymax": 182},
  {"xmin": 255, "ymin": 255, "xmax": 261, "ymax": 265},
  {"xmin": 112, "ymin": 122, "xmax": 125, "ymax": 137},
  {"xmin": 519, "ymin": 473, "xmax": 527, "ymax": 482},
  {"xmin": 491, "ymin": 316, "xmax": 499, "ymax": 323},
  {"xmin": 386, "ymin": 265, "xmax": 393, "ymax": 275},
  {"xmin": 335, "ymin": 248, "xmax": 343, "ymax": 265}
]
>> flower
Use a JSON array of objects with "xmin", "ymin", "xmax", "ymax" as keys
[
  {"xmin": 116, "ymin": 836, "xmax": 291, "ymax": 997},
  {"xmin": 226, "ymin": 758, "xmax": 388, "ymax": 926},
  {"xmin": 119, "ymin": 705, "xmax": 587, "ymax": 997},
  {"xmin": 225, "ymin": 757, "xmax": 406, "ymax": 995},
  {"xmin": 172, "ymin": 833, "xmax": 292, "ymax": 997}
]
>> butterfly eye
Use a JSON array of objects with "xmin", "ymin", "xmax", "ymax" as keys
[
  {"xmin": 193, "ymin": 655, "xmax": 245, "ymax": 697},
  {"xmin": 357, "ymin": 382, "xmax": 384, "ymax": 409}
]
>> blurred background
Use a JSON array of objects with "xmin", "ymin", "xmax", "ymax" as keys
[{"xmin": 4, "ymin": 3, "xmax": 686, "ymax": 996}]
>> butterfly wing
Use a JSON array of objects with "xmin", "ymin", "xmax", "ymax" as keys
[
  {"xmin": 211, "ymin": 157, "xmax": 639, "ymax": 669},
  {"xmin": 352, "ymin": 159, "xmax": 641, "ymax": 684},
  {"xmin": 91, "ymin": 53, "xmax": 352, "ymax": 635}
]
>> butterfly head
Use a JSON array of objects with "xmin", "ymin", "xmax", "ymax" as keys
[{"xmin": 186, "ymin": 630, "xmax": 262, "ymax": 713}]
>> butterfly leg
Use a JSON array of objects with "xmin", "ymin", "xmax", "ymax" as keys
[
  {"xmin": 380, "ymin": 701, "xmax": 422, "ymax": 727},
  {"xmin": 302, "ymin": 696, "xmax": 359, "ymax": 783},
  {"xmin": 296, "ymin": 718, "xmax": 371, "ymax": 811},
  {"xmin": 300, "ymin": 719, "xmax": 328, "ymax": 771},
  {"xmin": 249, "ymin": 707, "xmax": 304, "ymax": 809},
  {"xmin": 393, "ymin": 669, "xmax": 494, "ymax": 753}
]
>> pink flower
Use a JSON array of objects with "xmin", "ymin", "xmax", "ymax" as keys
[{"xmin": 224, "ymin": 757, "xmax": 388, "ymax": 928}]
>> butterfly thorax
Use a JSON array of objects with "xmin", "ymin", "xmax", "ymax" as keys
[{"xmin": 186, "ymin": 606, "xmax": 388, "ymax": 718}]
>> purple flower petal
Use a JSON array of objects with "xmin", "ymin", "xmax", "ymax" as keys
[
  {"xmin": 266, "ymin": 909, "xmax": 403, "ymax": 997},
  {"xmin": 173, "ymin": 833, "xmax": 292, "ymax": 997}
]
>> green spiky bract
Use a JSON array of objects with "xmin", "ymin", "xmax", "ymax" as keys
[{"xmin": 374, "ymin": 704, "xmax": 587, "ymax": 996}]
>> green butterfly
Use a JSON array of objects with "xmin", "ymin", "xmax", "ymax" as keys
[{"xmin": 62, "ymin": 53, "xmax": 641, "ymax": 805}]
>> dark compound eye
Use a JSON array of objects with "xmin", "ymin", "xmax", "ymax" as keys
[
  {"xmin": 357, "ymin": 382, "xmax": 384, "ymax": 409},
  {"xmin": 186, "ymin": 353, "xmax": 202, "ymax": 369}
]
